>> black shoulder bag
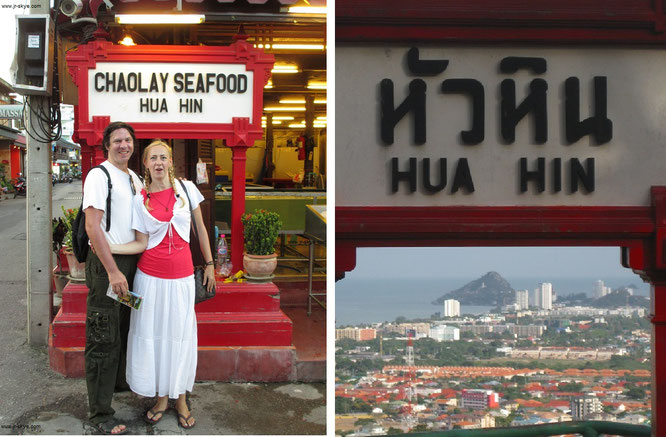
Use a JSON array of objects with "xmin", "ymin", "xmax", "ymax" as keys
[
  {"xmin": 178, "ymin": 180, "xmax": 215, "ymax": 304},
  {"xmin": 72, "ymin": 165, "xmax": 112, "ymax": 263}
]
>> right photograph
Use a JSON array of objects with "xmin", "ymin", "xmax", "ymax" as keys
[{"xmin": 335, "ymin": 1, "xmax": 661, "ymax": 435}]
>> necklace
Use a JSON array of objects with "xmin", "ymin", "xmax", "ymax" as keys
[{"xmin": 147, "ymin": 188, "xmax": 174, "ymax": 211}]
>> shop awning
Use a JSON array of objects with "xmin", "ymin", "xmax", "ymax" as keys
[
  {"xmin": 0, "ymin": 125, "xmax": 26, "ymax": 149},
  {"xmin": 55, "ymin": 137, "xmax": 80, "ymax": 150}
]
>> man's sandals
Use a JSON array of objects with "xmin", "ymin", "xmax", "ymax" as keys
[
  {"xmin": 144, "ymin": 407, "xmax": 167, "ymax": 425},
  {"xmin": 93, "ymin": 419, "xmax": 128, "ymax": 435}
]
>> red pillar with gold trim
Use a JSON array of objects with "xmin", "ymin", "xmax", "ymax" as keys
[
  {"xmin": 228, "ymin": 117, "xmax": 262, "ymax": 273},
  {"xmin": 230, "ymin": 144, "xmax": 248, "ymax": 273}
]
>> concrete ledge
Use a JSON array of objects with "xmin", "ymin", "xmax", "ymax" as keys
[
  {"xmin": 295, "ymin": 360, "xmax": 326, "ymax": 382},
  {"xmin": 48, "ymin": 343, "xmax": 305, "ymax": 382},
  {"xmin": 196, "ymin": 346, "xmax": 296, "ymax": 381}
]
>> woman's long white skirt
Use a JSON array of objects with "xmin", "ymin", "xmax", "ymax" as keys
[{"xmin": 126, "ymin": 269, "xmax": 197, "ymax": 399}]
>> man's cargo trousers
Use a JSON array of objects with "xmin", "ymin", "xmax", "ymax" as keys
[{"xmin": 84, "ymin": 251, "xmax": 138, "ymax": 425}]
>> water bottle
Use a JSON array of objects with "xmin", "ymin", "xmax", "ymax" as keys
[{"xmin": 217, "ymin": 235, "xmax": 228, "ymax": 275}]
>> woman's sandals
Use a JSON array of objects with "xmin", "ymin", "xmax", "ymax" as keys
[
  {"xmin": 177, "ymin": 412, "xmax": 196, "ymax": 429},
  {"xmin": 144, "ymin": 407, "xmax": 167, "ymax": 425}
]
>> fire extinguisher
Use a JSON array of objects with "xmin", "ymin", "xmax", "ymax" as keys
[{"xmin": 297, "ymin": 135, "xmax": 306, "ymax": 160}]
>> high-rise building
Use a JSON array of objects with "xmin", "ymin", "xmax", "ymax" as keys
[
  {"xmin": 571, "ymin": 395, "xmax": 603, "ymax": 419},
  {"xmin": 515, "ymin": 290, "xmax": 529, "ymax": 309},
  {"xmin": 593, "ymin": 280, "xmax": 611, "ymax": 299},
  {"xmin": 443, "ymin": 299, "xmax": 461, "ymax": 317},
  {"xmin": 533, "ymin": 283, "xmax": 553, "ymax": 310},
  {"xmin": 461, "ymin": 389, "xmax": 499, "ymax": 410},
  {"xmin": 335, "ymin": 327, "xmax": 377, "ymax": 341}
]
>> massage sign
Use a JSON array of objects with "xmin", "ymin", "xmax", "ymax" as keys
[
  {"xmin": 88, "ymin": 63, "xmax": 253, "ymax": 124},
  {"xmin": 336, "ymin": 46, "xmax": 666, "ymax": 207}
]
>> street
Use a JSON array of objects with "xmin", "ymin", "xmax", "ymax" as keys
[{"xmin": 0, "ymin": 181, "xmax": 326, "ymax": 435}]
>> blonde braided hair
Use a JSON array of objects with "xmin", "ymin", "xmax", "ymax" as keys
[{"xmin": 142, "ymin": 140, "xmax": 185, "ymax": 211}]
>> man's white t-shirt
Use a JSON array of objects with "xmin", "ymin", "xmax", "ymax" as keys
[{"xmin": 82, "ymin": 160, "xmax": 144, "ymax": 245}]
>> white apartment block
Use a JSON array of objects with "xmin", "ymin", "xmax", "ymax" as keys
[
  {"xmin": 444, "ymin": 299, "xmax": 461, "ymax": 317},
  {"xmin": 515, "ymin": 290, "xmax": 529, "ymax": 310},
  {"xmin": 533, "ymin": 283, "xmax": 553, "ymax": 310},
  {"xmin": 429, "ymin": 324, "xmax": 460, "ymax": 342},
  {"xmin": 571, "ymin": 395, "xmax": 603, "ymax": 419},
  {"xmin": 593, "ymin": 280, "xmax": 612, "ymax": 298}
]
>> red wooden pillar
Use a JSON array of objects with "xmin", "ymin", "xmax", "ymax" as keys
[
  {"xmin": 230, "ymin": 144, "xmax": 247, "ymax": 273},
  {"xmin": 228, "ymin": 117, "xmax": 261, "ymax": 273}
]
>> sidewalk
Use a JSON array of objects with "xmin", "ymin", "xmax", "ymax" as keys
[{"xmin": 2, "ymin": 379, "xmax": 326, "ymax": 435}]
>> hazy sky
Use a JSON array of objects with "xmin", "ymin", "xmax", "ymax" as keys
[{"xmin": 346, "ymin": 246, "xmax": 643, "ymax": 280}]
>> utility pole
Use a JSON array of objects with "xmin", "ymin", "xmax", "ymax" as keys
[{"xmin": 26, "ymin": 0, "xmax": 54, "ymax": 345}]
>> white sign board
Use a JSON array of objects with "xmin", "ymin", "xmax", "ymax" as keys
[
  {"xmin": 0, "ymin": 104, "xmax": 23, "ymax": 119},
  {"xmin": 336, "ymin": 45, "xmax": 666, "ymax": 207},
  {"xmin": 88, "ymin": 62, "xmax": 254, "ymax": 124}
]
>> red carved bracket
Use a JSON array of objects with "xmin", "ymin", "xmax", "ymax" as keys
[{"xmin": 653, "ymin": 186, "xmax": 666, "ymax": 269}]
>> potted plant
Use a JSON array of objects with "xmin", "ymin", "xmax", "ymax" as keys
[
  {"xmin": 241, "ymin": 209, "xmax": 282, "ymax": 280},
  {"xmin": 52, "ymin": 217, "xmax": 69, "ymax": 297},
  {"xmin": 61, "ymin": 206, "xmax": 85, "ymax": 280}
]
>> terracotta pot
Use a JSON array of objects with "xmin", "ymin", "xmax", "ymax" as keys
[
  {"xmin": 53, "ymin": 273, "xmax": 68, "ymax": 297},
  {"xmin": 242, "ymin": 252, "xmax": 278, "ymax": 279},
  {"xmin": 63, "ymin": 249, "xmax": 85, "ymax": 280}
]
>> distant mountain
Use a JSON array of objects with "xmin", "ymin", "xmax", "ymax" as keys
[
  {"xmin": 593, "ymin": 289, "xmax": 649, "ymax": 308},
  {"xmin": 431, "ymin": 271, "xmax": 515, "ymax": 306}
]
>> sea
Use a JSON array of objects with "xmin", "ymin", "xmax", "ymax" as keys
[{"xmin": 334, "ymin": 276, "xmax": 649, "ymax": 326}]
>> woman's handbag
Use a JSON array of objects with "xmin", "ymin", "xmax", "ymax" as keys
[{"xmin": 178, "ymin": 180, "xmax": 215, "ymax": 304}]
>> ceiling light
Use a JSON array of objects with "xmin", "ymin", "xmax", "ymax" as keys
[
  {"xmin": 119, "ymin": 36, "xmax": 136, "ymax": 46},
  {"xmin": 289, "ymin": 123, "xmax": 306, "ymax": 129},
  {"xmin": 270, "ymin": 44, "xmax": 325, "ymax": 51},
  {"xmin": 264, "ymin": 106, "xmax": 306, "ymax": 112},
  {"xmin": 264, "ymin": 80, "xmax": 274, "ymax": 89},
  {"xmin": 279, "ymin": 98, "xmax": 327, "ymax": 104},
  {"xmin": 307, "ymin": 81, "xmax": 327, "ymax": 90},
  {"xmin": 287, "ymin": 6, "xmax": 327, "ymax": 14},
  {"xmin": 115, "ymin": 14, "xmax": 205, "ymax": 24},
  {"xmin": 262, "ymin": 115, "xmax": 294, "ymax": 121},
  {"xmin": 316, "ymin": 116, "xmax": 327, "ymax": 121},
  {"xmin": 279, "ymin": 98, "xmax": 305, "ymax": 104},
  {"xmin": 271, "ymin": 64, "xmax": 300, "ymax": 74}
]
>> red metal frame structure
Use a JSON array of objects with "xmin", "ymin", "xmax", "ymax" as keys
[
  {"xmin": 336, "ymin": 1, "xmax": 665, "ymax": 434},
  {"xmin": 66, "ymin": 31, "xmax": 274, "ymax": 270}
]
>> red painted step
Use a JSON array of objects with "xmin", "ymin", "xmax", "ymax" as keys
[
  {"xmin": 52, "ymin": 310, "xmax": 292, "ymax": 348},
  {"xmin": 61, "ymin": 281, "xmax": 88, "ymax": 314},
  {"xmin": 197, "ymin": 312, "xmax": 292, "ymax": 347},
  {"xmin": 59, "ymin": 281, "xmax": 282, "ymax": 315},
  {"xmin": 195, "ymin": 282, "xmax": 282, "ymax": 313},
  {"xmin": 51, "ymin": 309, "xmax": 86, "ymax": 348}
]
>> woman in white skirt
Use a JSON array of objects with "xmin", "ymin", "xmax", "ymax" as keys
[{"xmin": 109, "ymin": 139, "xmax": 215, "ymax": 429}]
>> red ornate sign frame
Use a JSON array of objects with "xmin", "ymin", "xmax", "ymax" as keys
[
  {"xmin": 66, "ymin": 34, "xmax": 274, "ymax": 271},
  {"xmin": 66, "ymin": 35, "xmax": 273, "ymax": 145}
]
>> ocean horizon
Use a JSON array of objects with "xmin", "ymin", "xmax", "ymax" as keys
[{"xmin": 335, "ymin": 275, "xmax": 648, "ymax": 327}]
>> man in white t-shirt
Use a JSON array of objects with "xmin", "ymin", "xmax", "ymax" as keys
[{"xmin": 82, "ymin": 122, "xmax": 143, "ymax": 435}]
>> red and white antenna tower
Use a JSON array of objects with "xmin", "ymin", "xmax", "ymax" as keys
[{"xmin": 403, "ymin": 331, "xmax": 417, "ymax": 430}]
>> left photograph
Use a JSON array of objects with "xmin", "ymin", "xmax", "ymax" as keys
[{"xmin": 0, "ymin": 0, "xmax": 326, "ymax": 434}]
